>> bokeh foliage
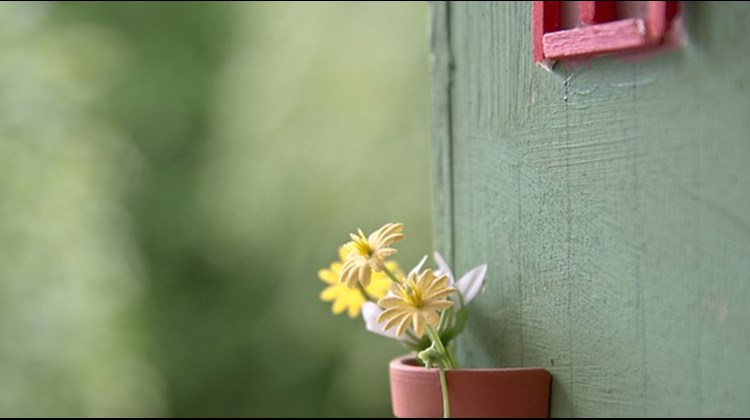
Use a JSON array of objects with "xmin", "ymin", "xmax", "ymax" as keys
[{"xmin": 0, "ymin": 1, "xmax": 430, "ymax": 417}]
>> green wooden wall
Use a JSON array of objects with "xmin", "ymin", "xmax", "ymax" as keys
[{"xmin": 430, "ymin": 2, "xmax": 750, "ymax": 417}]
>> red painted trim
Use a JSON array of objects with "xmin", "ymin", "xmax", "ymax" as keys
[
  {"xmin": 648, "ymin": 1, "xmax": 681, "ymax": 41},
  {"xmin": 533, "ymin": 1, "xmax": 681, "ymax": 62},
  {"xmin": 666, "ymin": 1, "xmax": 680, "ymax": 24},
  {"xmin": 579, "ymin": 1, "xmax": 615, "ymax": 25},
  {"xmin": 542, "ymin": 18, "xmax": 647, "ymax": 60},
  {"xmin": 532, "ymin": 1, "xmax": 544, "ymax": 61},
  {"xmin": 532, "ymin": 1, "xmax": 560, "ymax": 61},
  {"xmin": 647, "ymin": 1, "xmax": 667, "ymax": 40}
]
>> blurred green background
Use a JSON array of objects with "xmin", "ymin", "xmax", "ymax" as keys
[{"xmin": 0, "ymin": 1, "xmax": 431, "ymax": 417}]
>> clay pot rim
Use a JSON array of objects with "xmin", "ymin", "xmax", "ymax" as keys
[{"xmin": 390, "ymin": 354, "xmax": 548, "ymax": 373}]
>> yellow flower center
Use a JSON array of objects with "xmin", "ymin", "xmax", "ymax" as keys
[
  {"xmin": 352, "ymin": 229, "xmax": 372, "ymax": 256},
  {"xmin": 399, "ymin": 282, "xmax": 423, "ymax": 308}
]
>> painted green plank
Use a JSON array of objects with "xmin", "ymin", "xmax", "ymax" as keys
[
  {"xmin": 434, "ymin": 1, "xmax": 750, "ymax": 417},
  {"xmin": 430, "ymin": 1, "xmax": 454, "ymax": 262}
]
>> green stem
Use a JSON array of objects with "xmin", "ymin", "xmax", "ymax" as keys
[
  {"xmin": 426, "ymin": 324, "xmax": 454, "ymax": 368},
  {"xmin": 445, "ymin": 346, "xmax": 458, "ymax": 370},
  {"xmin": 426, "ymin": 324, "xmax": 452, "ymax": 418},
  {"xmin": 381, "ymin": 265, "xmax": 401, "ymax": 283},
  {"xmin": 437, "ymin": 362, "xmax": 450, "ymax": 419},
  {"xmin": 438, "ymin": 307, "xmax": 452, "ymax": 332},
  {"xmin": 436, "ymin": 308, "xmax": 460, "ymax": 368},
  {"xmin": 356, "ymin": 283, "xmax": 376, "ymax": 302}
]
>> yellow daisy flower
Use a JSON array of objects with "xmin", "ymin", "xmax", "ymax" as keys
[
  {"xmin": 339, "ymin": 222, "xmax": 405, "ymax": 289},
  {"xmin": 376, "ymin": 269, "xmax": 456, "ymax": 337},
  {"xmin": 319, "ymin": 246, "xmax": 400, "ymax": 318}
]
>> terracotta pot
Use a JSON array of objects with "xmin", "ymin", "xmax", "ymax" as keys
[{"xmin": 389, "ymin": 355, "xmax": 551, "ymax": 418}]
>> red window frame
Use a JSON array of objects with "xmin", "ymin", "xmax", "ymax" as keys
[{"xmin": 533, "ymin": 1, "xmax": 681, "ymax": 62}]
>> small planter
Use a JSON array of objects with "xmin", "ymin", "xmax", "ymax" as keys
[{"xmin": 389, "ymin": 355, "xmax": 551, "ymax": 418}]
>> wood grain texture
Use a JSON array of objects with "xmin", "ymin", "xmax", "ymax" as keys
[{"xmin": 434, "ymin": 1, "xmax": 750, "ymax": 416}]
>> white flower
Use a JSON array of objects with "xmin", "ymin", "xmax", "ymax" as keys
[{"xmin": 433, "ymin": 252, "xmax": 487, "ymax": 307}]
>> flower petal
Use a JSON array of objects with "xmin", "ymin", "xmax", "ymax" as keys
[
  {"xmin": 369, "ymin": 255, "xmax": 386, "ymax": 271},
  {"xmin": 396, "ymin": 314, "xmax": 412, "ymax": 337},
  {"xmin": 374, "ymin": 247, "xmax": 397, "ymax": 261},
  {"xmin": 409, "ymin": 255, "xmax": 428, "ymax": 278},
  {"xmin": 319, "ymin": 287, "xmax": 338, "ymax": 301},
  {"xmin": 340, "ymin": 258, "xmax": 361, "ymax": 288},
  {"xmin": 457, "ymin": 264, "xmax": 488, "ymax": 304},
  {"xmin": 380, "ymin": 309, "xmax": 407, "ymax": 331},
  {"xmin": 358, "ymin": 264, "xmax": 372, "ymax": 287},
  {"xmin": 423, "ymin": 286, "xmax": 456, "ymax": 302},
  {"xmin": 423, "ymin": 309, "xmax": 440, "ymax": 327},
  {"xmin": 365, "ymin": 275, "xmax": 391, "ymax": 300},
  {"xmin": 430, "ymin": 300, "xmax": 453, "ymax": 310},
  {"xmin": 369, "ymin": 223, "xmax": 404, "ymax": 247},
  {"xmin": 433, "ymin": 252, "xmax": 455, "ymax": 284},
  {"xmin": 411, "ymin": 312, "xmax": 425, "ymax": 337},
  {"xmin": 425, "ymin": 274, "xmax": 449, "ymax": 294},
  {"xmin": 318, "ymin": 268, "xmax": 337, "ymax": 285},
  {"xmin": 347, "ymin": 296, "xmax": 363, "ymax": 318},
  {"xmin": 332, "ymin": 297, "xmax": 347, "ymax": 315},
  {"xmin": 362, "ymin": 302, "xmax": 401, "ymax": 340},
  {"xmin": 337, "ymin": 246, "xmax": 350, "ymax": 262},
  {"xmin": 378, "ymin": 296, "xmax": 406, "ymax": 309}
]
